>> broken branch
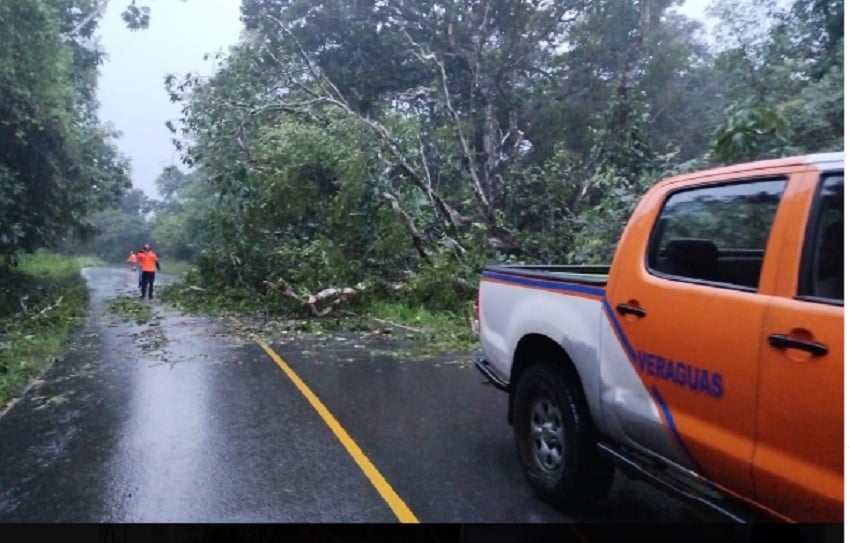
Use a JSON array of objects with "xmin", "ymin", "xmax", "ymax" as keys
[
  {"xmin": 381, "ymin": 192, "xmax": 432, "ymax": 264},
  {"xmin": 264, "ymin": 280, "xmax": 362, "ymax": 317}
]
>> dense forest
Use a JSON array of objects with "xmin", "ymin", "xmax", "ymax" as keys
[
  {"xmin": 3, "ymin": 0, "xmax": 843, "ymax": 317},
  {"xmin": 0, "ymin": 0, "xmax": 132, "ymax": 264}
]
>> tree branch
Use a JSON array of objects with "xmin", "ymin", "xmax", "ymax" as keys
[
  {"xmin": 401, "ymin": 28, "xmax": 495, "ymax": 223},
  {"xmin": 65, "ymin": 0, "xmax": 110, "ymax": 38},
  {"xmin": 264, "ymin": 280, "xmax": 361, "ymax": 317},
  {"xmin": 381, "ymin": 192, "xmax": 432, "ymax": 263}
]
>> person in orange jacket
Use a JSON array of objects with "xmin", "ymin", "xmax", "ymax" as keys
[
  {"xmin": 127, "ymin": 250, "xmax": 138, "ymax": 271},
  {"xmin": 136, "ymin": 244, "xmax": 161, "ymax": 299}
]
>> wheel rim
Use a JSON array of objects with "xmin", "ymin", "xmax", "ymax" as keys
[{"xmin": 529, "ymin": 394, "xmax": 565, "ymax": 473}]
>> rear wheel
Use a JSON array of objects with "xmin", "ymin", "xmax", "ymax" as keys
[{"xmin": 512, "ymin": 362, "xmax": 614, "ymax": 509}]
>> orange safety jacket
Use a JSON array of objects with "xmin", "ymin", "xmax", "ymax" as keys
[{"xmin": 137, "ymin": 251, "xmax": 158, "ymax": 272}]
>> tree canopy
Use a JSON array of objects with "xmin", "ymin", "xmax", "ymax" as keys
[
  {"xmin": 7, "ymin": 0, "xmax": 841, "ymax": 315},
  {"xmin": 0, "ymin": 0, "xmax": 132, "ymax": 265}
]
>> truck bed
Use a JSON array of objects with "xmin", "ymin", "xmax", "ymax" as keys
[{"xmin": 483, "ymin": 264, "xmax": 609, "ymax": 287}]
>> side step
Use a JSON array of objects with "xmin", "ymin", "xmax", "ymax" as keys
[
  {"xmin": 597, "ymin": 443, "xmax": 772, "ymax": 523},
  {"xmin": 474, "ymin": 358, "xmax": 509, "ymax": 392}
]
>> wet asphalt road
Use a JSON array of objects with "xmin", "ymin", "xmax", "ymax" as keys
[{"xmin": 0, "ymin": 267, "xmax": 708, "ymax": 523}]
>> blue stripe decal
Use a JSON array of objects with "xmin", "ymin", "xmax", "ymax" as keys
[
  {"xmin": 482, "ymin": 271, "xmax": 605, "ymax": 298},
  {"xmin": 601, "ymin": 298, "xmax": 637, "ymax": 363},
  {"xmin": 651, "ymin": 386, "xmax": 708, "ymax": 478},
  {"xmin": 603, "ymin": 299, "xmax": 710, "ymax": 481}
]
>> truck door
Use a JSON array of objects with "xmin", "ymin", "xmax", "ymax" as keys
[
  {"xmin": 753, "ymin": 171, "xmax": 843, "ymax": 522},
  {"xmin": 605, "ymin": 173, "xmax": 791, "ymax": 499}
]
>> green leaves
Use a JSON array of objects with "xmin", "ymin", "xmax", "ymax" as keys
[
  {"xmin": 0, "ymin": 0, "xmax": 131, "ymax": 263},
  {"xmin": 120, "ymin": 2, "xmax": 151, "ymax": 30},
  {"xmin": 707, "ymin": 0, "xmax": 843, "ymax": 161},
  {"xmin": 0, "ymin": 251, "xmax": 90, "ymax": 406},
  {"xmin": 711, "ymin": 100, "xmax": 791, "ymax": 162}
]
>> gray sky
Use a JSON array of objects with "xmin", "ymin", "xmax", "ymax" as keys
[
  {"xmin": 95, "ymin": 0, "xmax": 715, "ymax": 200},
  {"xmin": 97, "ymin": 0, "xmax": 244, "ymax": 199}
]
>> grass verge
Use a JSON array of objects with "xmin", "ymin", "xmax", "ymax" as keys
[
  {"xmin": 360, "ymin": 300, "xmax": 478, "ymax": 354},
  {"xmin": 160, "ymin": 260, "xmax": 196, "ymax": 280},
  {"xmin": 0, "ymin": 252, "xmax": 104, "ymax": 408}
]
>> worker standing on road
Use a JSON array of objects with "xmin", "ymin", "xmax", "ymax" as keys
[
  {"xmin": 127, "ymin": 250, "xmax": 138, "ymax": 271},
  {"xmin": 136, "ymin": 244, "xmax": 161, "ymax": 300}
]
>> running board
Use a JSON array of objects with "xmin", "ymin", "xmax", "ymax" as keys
[
  {"xmin": 597, "ymin": 443, "xmax": 768, "ymax": 523},
  {"xmin": 475, "ymin": 358, "xmax": 509, "ymax": 392}
]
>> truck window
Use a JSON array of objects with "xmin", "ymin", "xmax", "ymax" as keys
[
  {"xmin": 646, "ymin": 178, "xmax": 787, "ymax": 290},
  {"xmin": 798, "ymin": 172, "xmax": 843, "ymax": 304}
]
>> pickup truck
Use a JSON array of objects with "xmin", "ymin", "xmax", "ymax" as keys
[{"xmin": 475, "ymin": 152, "xmax": 843, "ymax": 523}]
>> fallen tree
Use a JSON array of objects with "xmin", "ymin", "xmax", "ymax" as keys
[{"xmin": 263, "ymin": 279, "xmax": 364, "ymax": 317}]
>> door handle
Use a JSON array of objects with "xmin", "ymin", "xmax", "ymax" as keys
[
  {"xmin": 768, "ymin": 334, "xmax": 828, "ymax": 356},
  {"xmin": 616, "ymin": 304, "xmax": 646, "ymax": 318}
]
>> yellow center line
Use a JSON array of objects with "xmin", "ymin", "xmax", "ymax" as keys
[{"xmin": 230, "ymin": 317, "xmax": 419, "ymax": 524}]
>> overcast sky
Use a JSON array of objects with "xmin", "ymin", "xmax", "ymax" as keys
[{"xmin": 95, "ymin": 0, "xmax": 715, "ymax": 200}]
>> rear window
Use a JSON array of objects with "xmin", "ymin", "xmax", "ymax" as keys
[{"xmin": 646, "ymin": 178, "xmax": 787, "ymax": 290}]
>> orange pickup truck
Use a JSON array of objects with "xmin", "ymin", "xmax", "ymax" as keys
[{"xmin": 475, "ymin": 152, "xmax": 843, "ymax": 522}]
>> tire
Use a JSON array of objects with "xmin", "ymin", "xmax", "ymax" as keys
[{"xmin": 512, "ymin": 362, "xmax": 614, "ymax": 509}]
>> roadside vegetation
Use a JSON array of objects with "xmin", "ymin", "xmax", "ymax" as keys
[
  {"xmin": 360, "ymin": 301, "xmax": 478, "ymax": 354},
  {"xmin": 161, "ymin": 260, "xmax": 196, "ymax": 280},
  {"xmin": 0, "ymin": 252, "xmax": 104, "ymax": 408}
]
